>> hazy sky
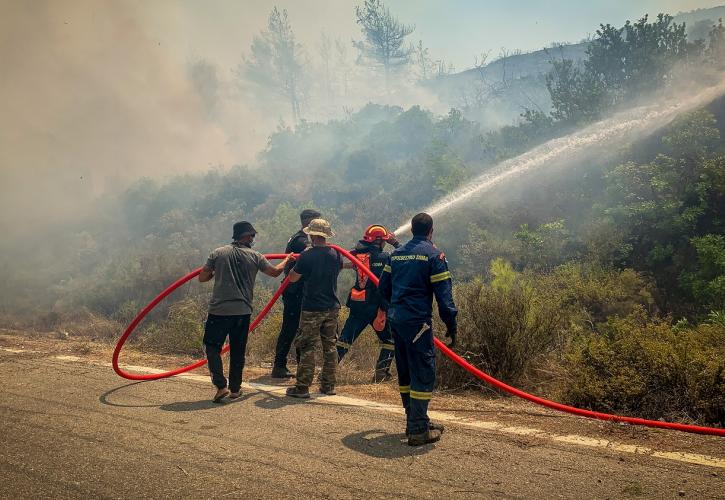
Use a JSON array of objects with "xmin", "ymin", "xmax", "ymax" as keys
[
  {"xmin": 159, "ymin": 0, "xmax": 725, "ymax": 71},
  {"xmin": 396, "ymin": 1, "xmax": 725, "ymax": 69}
]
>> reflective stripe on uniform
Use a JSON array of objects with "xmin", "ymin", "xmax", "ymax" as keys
[
  {"xmin": 379, "ymin": 342, "xmax": 395, "ymax": 350},
  {"xmin": 410, "ymin": 390, "xmax": 432, "ymax": 400},
  {"xmin": 399, "ymin": 385, "xmax": 411, "ymax": 394},
  {"xmin": 383, "ymin": 265, "xmax": 391, "ymax": 273},
  {"xmin": 430, "ymin": 271, "xmax": 451, "ymax": 283},
  {"xmin": 336, "ymin": 341, "xmax": 351, "ymax": 349}
]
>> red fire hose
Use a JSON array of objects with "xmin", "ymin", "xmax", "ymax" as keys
[
  {"xmin": 113, "ymin": 245, "xmax": 725, "ymax": 437},
  {"xmin": 112, "ymin": 254, "xmax": 291, "ymax": 381}
]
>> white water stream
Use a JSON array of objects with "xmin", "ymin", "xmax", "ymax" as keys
[{"xmin": 394, "ymin": 80, "xmax": 725, "ymax": 235}]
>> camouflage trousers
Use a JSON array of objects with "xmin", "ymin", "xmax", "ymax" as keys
[{"xmin": 294, "ymin": 308, "xmax": 340, "ymax": 389}]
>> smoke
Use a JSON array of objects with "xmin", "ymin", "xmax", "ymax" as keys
[
  {"xmin": 0, "ymin": 0, "xmax": 452, "ymax": 241},
  {"xmin": 0, "ymin": 1, "xmax": 253, "ymax": 239},
  {"xmin": 9, "ymin": 1, "xmax": 717, "ymax": 243}
]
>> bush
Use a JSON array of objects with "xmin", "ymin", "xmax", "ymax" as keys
[
  {"xmin": 245, "ymin": 310, "xmax": 283, "ymax": 363},
  {"xmin": 564, "ymin": 307, "xmax": 725, "ymax": 424},
  {"xmin": 542, "ymin": 263, "xmax": 656, "ymax": 325},
  {"xmin": 439, "ymin": 262, "xmax": 564, "ymax": 388},
  {"xmin": 140, "ymin": 299, "xmax": 206, "ymax": 355}
]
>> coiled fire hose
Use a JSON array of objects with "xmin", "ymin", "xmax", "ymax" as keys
[{"xmin": 113, "ymin": 245, "xmax": 725, "ymax": 436}]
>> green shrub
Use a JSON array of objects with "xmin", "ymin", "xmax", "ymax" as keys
[
  {"xmin": 680, "ymin": 234, "xmax": 725, "ymax": 312},
  {"xmin": 140, "ymin": 298, "xmax": 206, "ymax": 355},
  {"xmin": 542, "ymin": 263, "xmax": 656, "ymax": 325},
  {"xmin": 564, "ymin": 307, "xmax": 725, "ymax": 424},
  {"xmin": 439, "ymin": 268, "xmax": 564, "ymax": 388}
]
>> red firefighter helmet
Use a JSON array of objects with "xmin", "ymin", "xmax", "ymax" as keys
[{"xmin": 362, "ymin": 224, "xmax": 391, "ymax": 242}]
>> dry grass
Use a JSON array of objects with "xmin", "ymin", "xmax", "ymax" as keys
[
  {"xmin": 246, "ymin": 311, "xmax": 283, "ymax": 364},
  {"xmin": 62, "ymin": 312, "xmax": 124, "ymax": 340},
  {"xmin": 0, "ymin": 305, "xmax": 439, "ymax": 395},
  {"xmin": 337, "ymin": 324, "xmax": 395, "ymax": 385}
]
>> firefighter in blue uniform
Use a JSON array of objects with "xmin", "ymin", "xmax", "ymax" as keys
[
  {"xmin": 378, "ymin": 213, "xmax": 457, "ymax": 446},
  {"xmin": 271, "ymin": 209, "xmax": 321, "ymax": 378},
  {"xmin": 337, "ymin": 225, "xmax": 401, "ymax": 382}
]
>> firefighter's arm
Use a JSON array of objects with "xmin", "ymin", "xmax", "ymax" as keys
[
  {"xmin": 377, "ymin": 255, "xmax": 392, "ymax": 311},
  {"xmin": 378, "ymin": 262, "xmax": 393, "ymax": 305},
  {"xmin": 387, "ymin": 232, "xmax": 401, "ymax": 248},
  {"xmin": 430, "ymin": 255, "xmax": 458, "ymax": 344},
  {"xmin": 343, "ymin": 250, "xmax": 364, "ymax": 269}
]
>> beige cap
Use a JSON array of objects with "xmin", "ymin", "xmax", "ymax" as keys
[{"xmin": 303, "ymin": 218, "xmax": 335, "ymax": 238}]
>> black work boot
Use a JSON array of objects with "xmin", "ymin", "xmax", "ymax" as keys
[
  {"xmin": 286, "ymin": 386, "xmax": 310, "ymax": 399},
  {"xmin": 406, "ymin": 421, "xmax": 444, "ymax": 438},
  {"xmin": 408, "ymin": 428, "xmax": 442, "ymax": 446},
  {"xmin": 319, "ymin": 385, "xmax": 336, "ymax": 396},
  {"xmin": 271, "ymin": 366, "xmax": 294, "ymax": 379},
  {"xmin": 372, "ymin": 369, "xmax": 392, "ymax": 383}
]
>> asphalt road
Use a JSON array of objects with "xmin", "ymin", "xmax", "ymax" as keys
[{"xmin": 0, "ymin": 348, "xmax": 723, "ymax": 499}]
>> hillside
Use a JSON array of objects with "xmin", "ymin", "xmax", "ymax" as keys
[{"xmin": 427, "ymin": 5, "xmax": 725, "ymax": 128}]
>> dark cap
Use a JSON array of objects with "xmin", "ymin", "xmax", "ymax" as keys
[
  {"xmin": 300, "ymin": 209, "xmax": 321, "ymax": 222},
  {"xmin": 233, "ymin": 221, "xmax": 257, "ymax": 240}
]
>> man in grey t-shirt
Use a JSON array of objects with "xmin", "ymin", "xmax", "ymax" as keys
[{"xmin": 199, "ymin": 221, "xmax": 293, "ymax": 402}]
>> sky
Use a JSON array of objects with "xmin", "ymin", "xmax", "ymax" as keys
[
  {"xmin": 393, "ymin": 0, "xmax": 725, "ymax": 69},
  {"xmin": 158, "ymin": 0, "xmax": 725, "ymax": 72}
]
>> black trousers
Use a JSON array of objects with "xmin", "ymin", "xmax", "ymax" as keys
[
  {"xmin": 203, "ymin": 313, "xmax": 251, "ymax": 393},
  {"xmin": 273, "ymin": 292, "xmax": 303, "ymax": 369},
  {"xmin": 337, "ymin": 305, "xmax": 395, "ymax": 374}
]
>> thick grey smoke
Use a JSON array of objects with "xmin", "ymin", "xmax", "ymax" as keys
[
  {"xmin": 0, "ymin": 1, "xmax": 245, "ymax": 238},
  {"xmin": 0, "ymin": 0, "xmax": 448, "ymax": 240}
]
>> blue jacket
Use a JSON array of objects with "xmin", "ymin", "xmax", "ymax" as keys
[{"xmin": 378, "ymin": 236, "xmax": 457, "ymax": 329}]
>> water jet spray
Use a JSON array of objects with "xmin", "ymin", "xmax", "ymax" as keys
[{"xmin": 394, "ymin": 80, "xmax": 725, "ymax": 235}]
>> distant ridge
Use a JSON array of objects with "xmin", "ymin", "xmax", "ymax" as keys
[{"xmin": 426, "ymin": 5, "xmax": 725, "ymax": 128}]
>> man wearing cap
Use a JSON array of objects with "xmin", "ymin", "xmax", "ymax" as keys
[
  {"xmin": 378, "ymin": 213, "xmax": 458, "ymax": 446},
  {"xmin": 271, "ymin": 209, "xmax": 321, "ymax": 379},
  {"xmin": 337, "ymin": 224, "xmax": 400, "ymax": 382},
  {"xmin": 199, "ymin": 221, "xmax": 293, "ymax": 402},
  {"xmin": 285, "ymin": 218, "xmax": 343, "ymax": 398}
]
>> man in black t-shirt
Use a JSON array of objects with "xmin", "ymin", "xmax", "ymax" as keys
[
  {"xmin": 285, "ymin": 218, "xmax": 342, "ymax": 398},
  {"xmin": 271, "ymin": 208, "xmax": 320, "ymax": 379}
]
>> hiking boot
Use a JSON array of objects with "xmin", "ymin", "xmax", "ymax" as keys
[
  {"xmin": 405, "ymin": 422, "xmax": 445, "ymax": 438},
  {"xmin": 407, "ymin": 428, "xmax": 442, "ymax": 446},
  {"xmin": 212, "ymin": 387, "xmax": 230, "ymax": 403},
  {"xmin": 286, "ymin": 386, "xmax": 310, "ymax": 399},
  {"xmin": 319, "ymin": 385, "xmax": 336, "ymax": 396},
  {"xmin": 271, "ymin": 366, "xmax": 294, "ymax": 379},
  {"xmin": 229, "ymin": 390, "xmax": 243, "ymax": 399},
  {"xmin": 372, "ymin": 370, "xmax": 392, "ymax": 383}
]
